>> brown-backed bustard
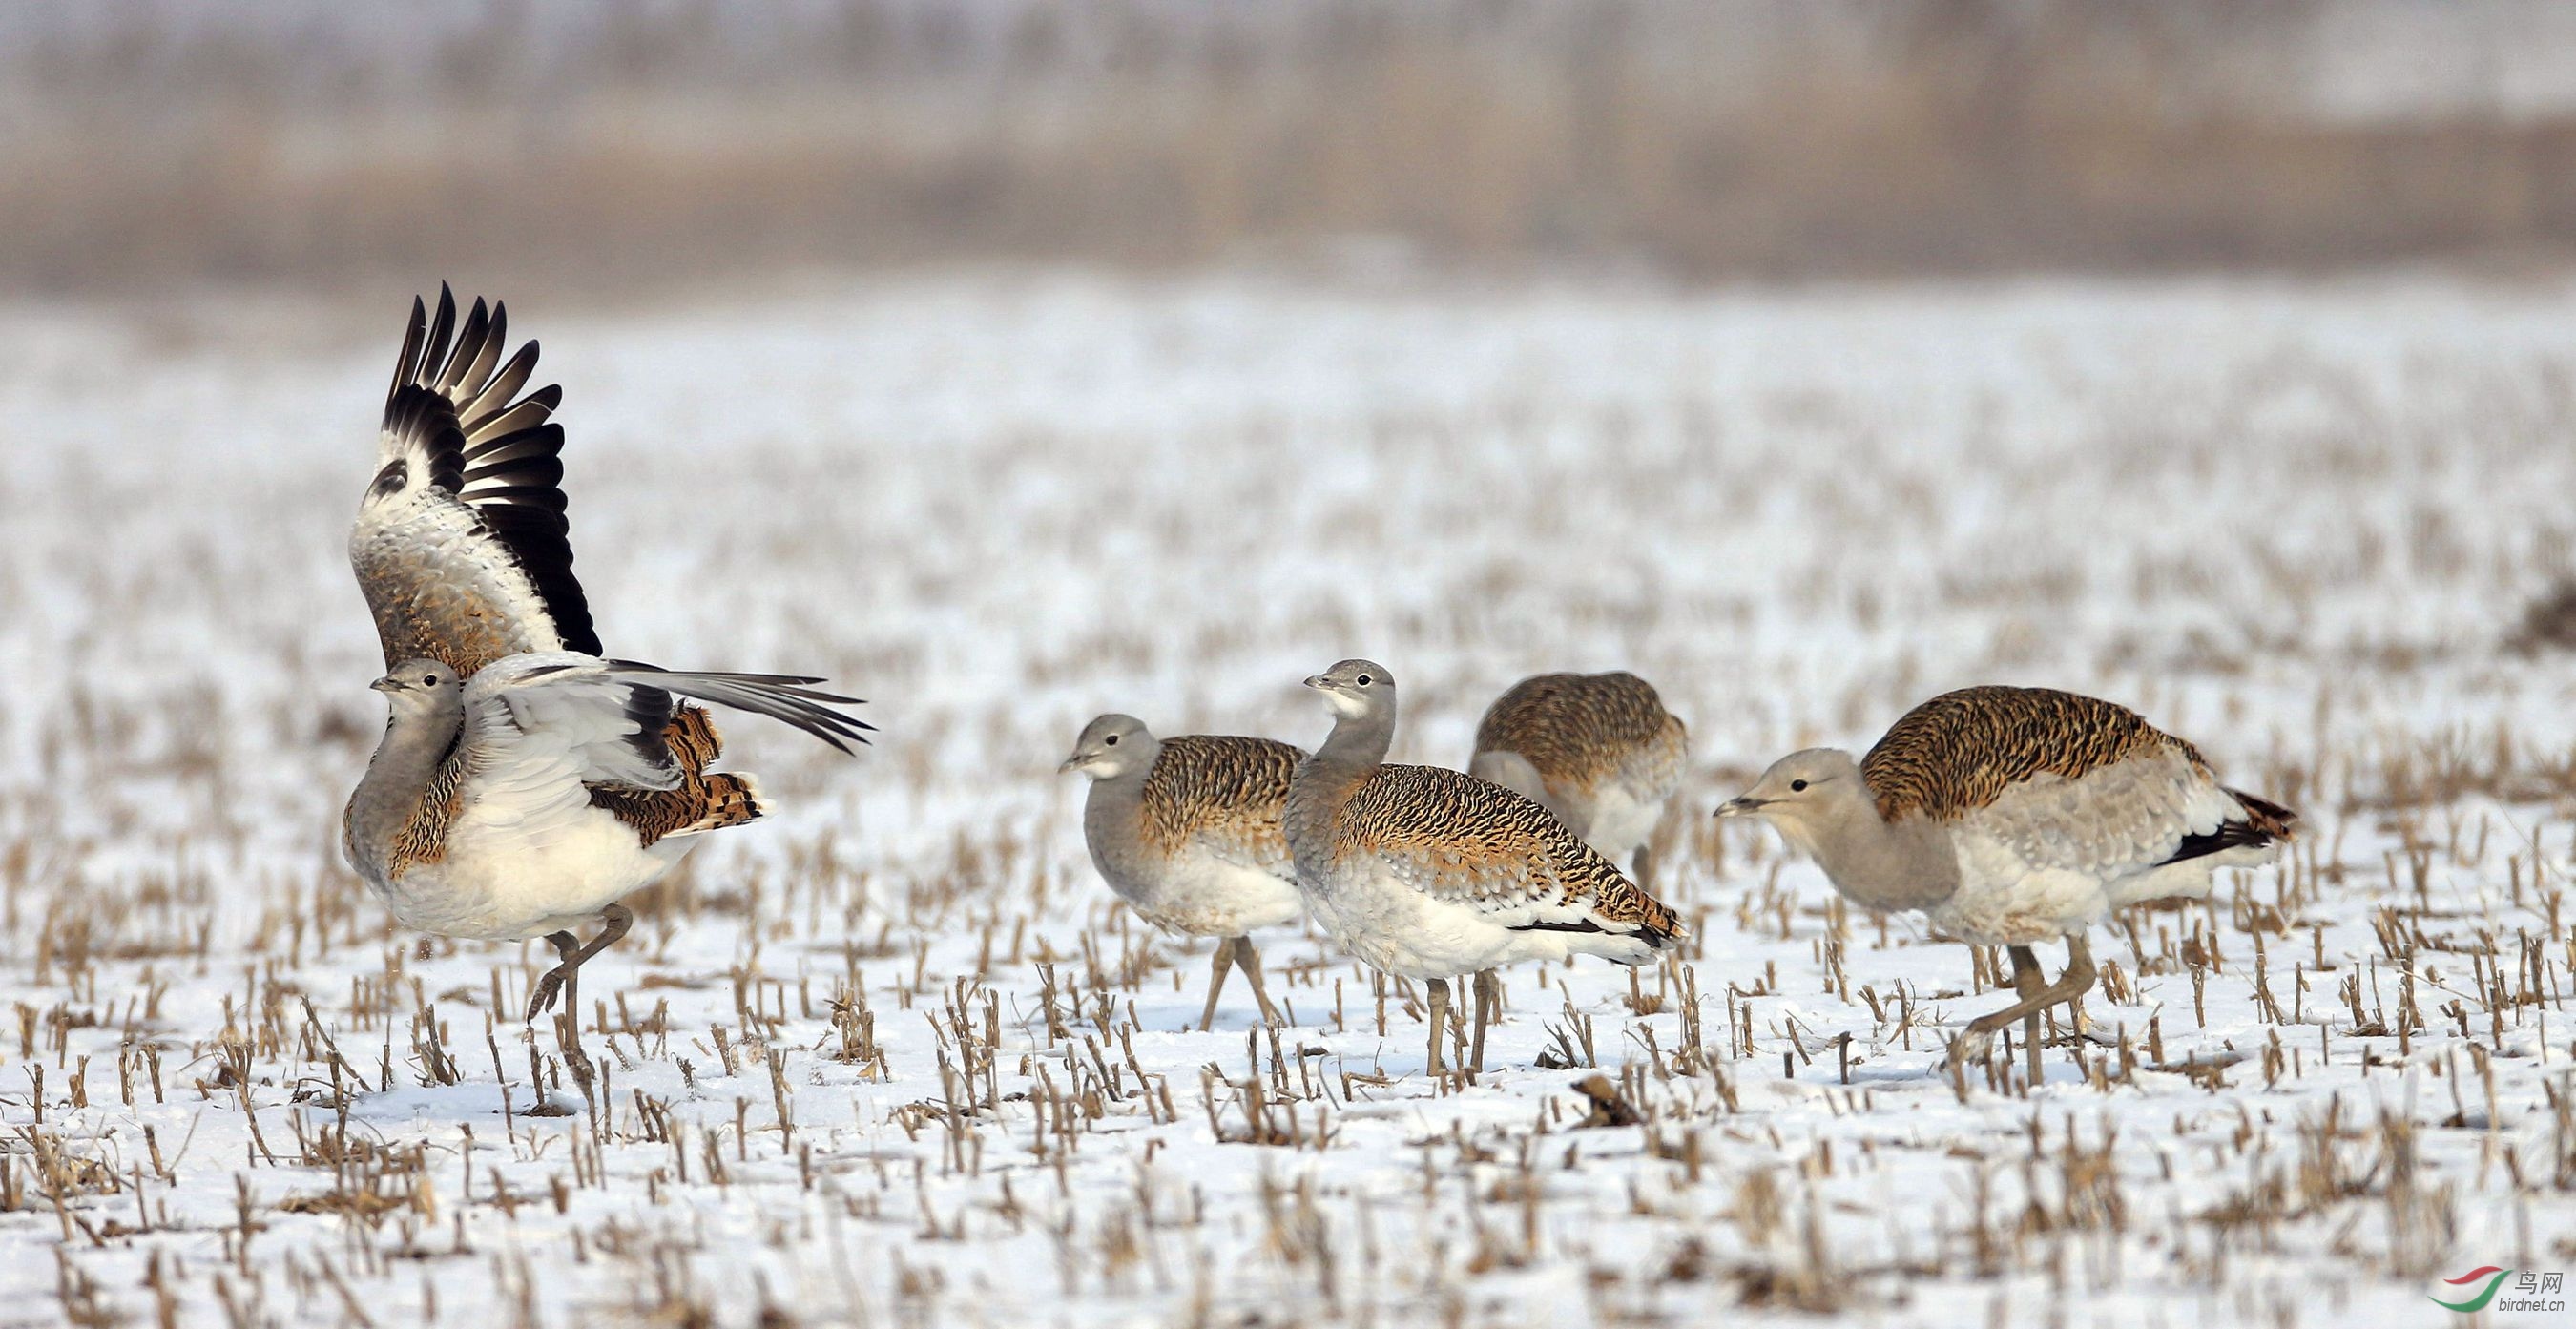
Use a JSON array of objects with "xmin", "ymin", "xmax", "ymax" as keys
[
  {"xmin": 1469, "ymin": 671, "xmax": 1688, "ymax": 885},
  {"xmin": 1284, "ymin": 660, "xmax": 1681, "ymax": 1077},
  {"xmin": 1717, "ymin": 685, "xmax": 2296, "ymax": 1080},
  {"xmin": 1062, "ymin": 716, "xmax": 1306, "ymax": 1030}
]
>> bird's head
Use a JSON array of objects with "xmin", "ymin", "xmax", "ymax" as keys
[
  {"xmin": 371, "ymin": 658, "xmax": 463, "ymax": 714},
  {"xmin": 1061, "ymin": 714, "xmax": 1157, "ymax": 779},
  {"xmin": 1302, "ymin": 658, "xmax": 1394, "ymax": 721},
  {"xmin": 1714, "ymin": 748, "xmax": 1866, "ymax": 845}
]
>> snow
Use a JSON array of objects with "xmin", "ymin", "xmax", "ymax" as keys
[{"xmin": 1, "ymin": 267, "xmax": 2574, "ymax": 1326}]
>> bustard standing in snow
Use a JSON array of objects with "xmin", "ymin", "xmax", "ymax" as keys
[
  {"xmin": 1716, "ymin": 685, "xmax": 2296, "ymax": 1080},
  {"xmin": 343, "ymin": 287, "xmax": 871, "ymax": 1060},
  {"xmin": 1284, "ymin": 660, "xmax": 1681, "ymax": 1077},
  {"xmin": 1469, "ymin": 672, "xmax": 1689, "ymax": 885},
  {"xmin": 1061, "ymin": 716, "xmax": 1306, "ymax": 1030}
]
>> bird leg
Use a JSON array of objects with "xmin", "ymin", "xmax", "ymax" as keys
[
  {"xmin": 1469, "ymin": 968, "xmax": 1503, "ymax": 1075},
  {"xmin": 527, "ymin": 903, "xmax": 634, "ymax": 1053},
  {"xmin": 1197, "ymin": 938, "xmax": 1239, "ymax": 1032},
  {"xmin": 1950, "ymin": 936, "xmax": 2100, "ymax": 1081},
  {"xmin": 1424, "ymin": 977, "xmax": 1451, "ymax": 1079},
  {"xmin": 2055, "ymin": 935, "xmax": 2098, "ymax": 1033},
  {"xmin": 1233, "ymin": 937, "xmax": 1283, "ymax": 1026},
  {"xmin": 2009, "ymin": 944, "xmax": 2046, "ymax": 1084}
]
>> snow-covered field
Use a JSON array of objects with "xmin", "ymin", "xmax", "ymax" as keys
[{"xmin": 2, "ymin": 268, "xmax": 2574, "ymax": 1326}]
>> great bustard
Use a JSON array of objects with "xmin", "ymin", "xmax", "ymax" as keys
[
  {"xmin": 1469, "ymin": 671, "xmax": 1688, "ymax": 885},
  {"xmin": 1061, "ymin": 716, "xmax": 1306, "ymax": 1030},
  {"xmin": 343, "ymin": 287, "xmax": 870, "ymax": 1062},
  {"xmin": 1716, "ymin": 685, "xmax": 2295, "ymax": 1080},
  {"xmin": 1283, "ymin": 660, "xmax": 1680, "ymax": 1077}
]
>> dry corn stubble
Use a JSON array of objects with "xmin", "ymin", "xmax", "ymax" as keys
[{"xmin": 0, "ymin": 273, "xmax": 2573, "ymax": 1325}]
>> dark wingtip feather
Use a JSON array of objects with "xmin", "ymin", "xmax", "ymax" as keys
[
  {"xmin": 605, "ymin": 663, "xmax": 875, "ymax": 754},
  {"xmin": 621, "ymin": 684, "xmax": 681, "ymax": 777},
  {"xmin": 2166, "ymin": 788, "xmax": 2298, "ymax": 865},
  {"xmin": 390, "ymin": 295, "xmax": 428, "ymax": 404}
]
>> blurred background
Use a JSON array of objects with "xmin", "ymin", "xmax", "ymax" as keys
[{"xmin": 10, "ymin": 0, "xmax": 2576, "ymax": 296}]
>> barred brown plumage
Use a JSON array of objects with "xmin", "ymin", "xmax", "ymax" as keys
[
  {"xmin": 1469, "ymin": 670, "xmax": 1688, "ymax": 883},
  {"xmin": 1472, "ymin": 672, "xmax": 1678, "ymax": 785},
  {"xmin": 375, "ymin": 756, "xmax": 467, "ymax": 880},
  {"xmin": 1859, "ymin": 686, "xmax": 2205, "ymax": 823},
  {"xmin": 1331, "ymin": 765, "xmax": 1678, "ymax": 942},
  {"xmin": 586, "ymin": 675, "xmax": 836, "ymax": 842},
  {"xmin": 1135, "ymin": 735, "xmax": 1302, "ymax": 869}
]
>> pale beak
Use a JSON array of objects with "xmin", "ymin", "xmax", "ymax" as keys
[
  {"xmin": 1714, "ymin": 796, "xmax": 1766, "ymax": 818},
  {"xmin": 369, "ymin": 675, "xmax": 397, "ymax": 693},
  {"xmin": 1302, "ymin": 675, "xmax": 1327, "ymax": 690},
  {"xmin": 1058, "ymin": 754, "xmax": 1086, "ymax": 774}
]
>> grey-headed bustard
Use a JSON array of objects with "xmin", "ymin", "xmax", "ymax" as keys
[
  {"xmin": 1284, "ymin": 660, "xmax": 1681, "ymax": 1078},
  {"xmin": 1717, "ymin": 685, "xmax": 2296, "ymax": 1081},
  {"xmin": 343, "ymin": 287, "xmax": 871, "ymax": 1069},
  {"xmin": 1061, "ymin": 716, "xmax": 1306, "ymax": 1030}
]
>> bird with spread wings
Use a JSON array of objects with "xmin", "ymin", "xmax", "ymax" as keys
[{"xmin": 342, "ymin": 286, "xmax": 870, "ymax": 1069}]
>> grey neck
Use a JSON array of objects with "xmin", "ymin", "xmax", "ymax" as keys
[
  {"xmin": 345, "ymin": 700, "xmax": 464, "ymax": 871},
  {"xmin": 1080, "ymin": 753, "xmax": 1157, "ymax": 885},
  {"xmin": 1313, "ymin": 700, "xmax": 1394, "ymax": 773},
  {"xmin": 1284, "ymin": 700, "xmax": 1393, "ymax": 877},
  {"xmin": 1790, "ymin": 796, "xmax": 1961, "ymax": 915}
]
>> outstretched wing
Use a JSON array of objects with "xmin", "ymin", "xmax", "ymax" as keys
[
  {"xmin": 349, "ymin": 285, "xmax": 599, "ymax": 675},
  {"xmin": 450, "ymin": 654, "xmax": 684, "ymax": 851},
  {"xmin": 457, "ymin": 654, "xmax": 872, "ymax": 846},
  {"xmin": 463, "ymin": 654, "xmax": 689, "ymax": 794},
  {"xmin": 595, "ymin": 659, "xmax": 875, "ymax": 754}
]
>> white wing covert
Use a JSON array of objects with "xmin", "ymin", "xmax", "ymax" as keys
[
  {"xmin": 463, "ymin": 654, "xmax": 688, "ymax": 794},
  {"xmin": 1962, "ymin": 748, "xmax": 2242, "ymax": 883}
]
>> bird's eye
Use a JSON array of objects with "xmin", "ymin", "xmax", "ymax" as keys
[
  {"xmin": 1104, "ymin": 734, "xmax": 1119, "ymax": 746},
  {"xmin": 1790, "ymin": 779, "xmax": 1809, "ymax": 792},
  {"xmin": 421, "ymin": 674, "xmax": 437, "ymax": 686},
  {"xmin": 1356, "ymin": 674, "xmax": 1373, "ymax": 687}
]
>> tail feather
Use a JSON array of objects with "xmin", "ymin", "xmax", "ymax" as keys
[
  {"xmin": 2227, "ymin": 788, "xmax": 2299, "ymax": 841},
  {"xmin": 587, "ymin": 706, "xmax": 758, "ymax": 844},
  {"xmin": 672, "ymin": 773, "xmax": 763, "ymax": 836},
  {"xmin": 2166, "ymin": 787, "xmax": 2299, "ymax": 865},
  {"xmin": 665, "ymin": 702, "xmax": 726, "ymax": 770}
]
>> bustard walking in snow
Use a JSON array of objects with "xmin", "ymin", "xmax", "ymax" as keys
[
  {"xmin": 1284, "ymin": 660, "xmax": 1681, "ymax": 1077},
  {"xmin": 1061, "ymin": 716, "xmax": 1306, "ymax": 1030},
  {"xmin": 1470, "ymin": 671, "xmax": 1688, "ymax": 885},
  {"xmin": 1716, "ymin": 685, "xmax": 2296, "ymax": 1080},
  {"xmin": 343, "ymin": 287, "xmax": 870, "ymax": 1059}
]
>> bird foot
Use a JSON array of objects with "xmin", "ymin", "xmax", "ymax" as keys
[
  {"xmin": 526, "ymin": 967, "xmax": 570, "ymax": 1023},
  {"xmin": 2057, "ymin": 1024, "xmax": 2118, "ymax": 1049},
  {"xmin": 1942, "ymin": 1028, "xmax": 1996, "ymax": 1070}
]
